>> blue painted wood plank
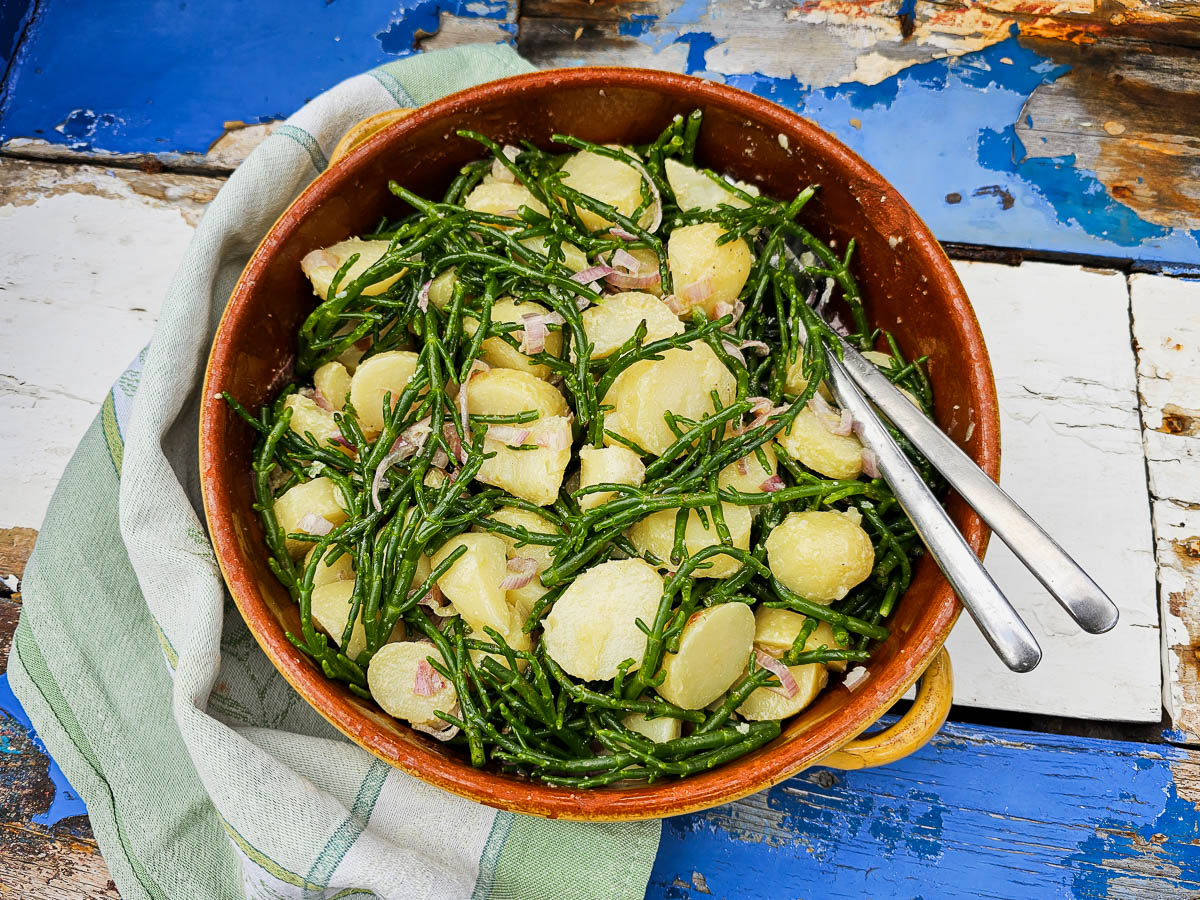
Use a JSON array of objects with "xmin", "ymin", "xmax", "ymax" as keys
[
  {"xmin": 0, "ymin": 0, "xmax": 510, "ymax": 155},
  {"xmin": 649, "ymin": 717, "xmax": 1200, "ymax": 899}
]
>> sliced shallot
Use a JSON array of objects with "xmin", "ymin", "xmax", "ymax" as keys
[
  {"xmin": 489, "ymin": 145, "xmax": 520, "ymax": 183},
  {"xmin": 500, "ymin": 556, "xmax": 539, "ymax": 590},
  {"xmin": 605, "ymin": 269, "xmax": 661, "ymax": 290},
  {"xmin": 457, "ymin": 360, "xmax": 491, "ymax": 445},
  {"xmin": 297, "ymin": 513, "xmax": 334, "ymax": 537},
  {"xmin": 843, "ymin": 666, "xmax": 869, "ymax": 692},
  {"xmin": 680, "ymin": 277, "xmax": 713, "ymax": 306},
  {"xmin": 755, "ymin": 650, "xmax": 798, "ymax": 699},
  {"xmin": 441, "ymin": 422, "xmax": 463, "ymax": 464},
  {"xmin": 487, "ymin": 424, "xmax": 531, "ymax": 446},
  {"xmin": 417, "ymin": 279, "xmax": 431, "ymax": 312},
  {"xmin": 518, "ymin": 311, "xmax": 565, "ymax": 355},
  {"xmin": 760, "ymin": 474, "xmax": 785, "ymax": 493},
  {"xmin": 861, "ymin": 448, "xmax": 880, "ymax": 479},
  {"xmin": 411, "ymin": 720, "xmax": 460, "ymax": 741},
  {"xmin": 413, "ymin": 658, "xmax": 446, "ymax": 696},
  {"xmin": 609, "ymin": 226, "xmax": 638, "ymax": 241},
  {"xmin": 571, "ymin": 265, "xmax": 615, "ymax": 286}
]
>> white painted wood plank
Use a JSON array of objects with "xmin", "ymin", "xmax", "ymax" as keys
[
  {"xmin": 1130, "ymin": 272, "xmax": 1200, "ymax": 739},
  {"xmin": 0, "ymin": 160, "xmax": 207, "ymax": 530},
  {"xmin": 945, "ymin": 261, "xmax": 1160, "ymax": 721}
]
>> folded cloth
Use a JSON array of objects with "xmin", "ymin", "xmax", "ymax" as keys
[{"xmin": 8, "ymin": 44, "xmax": 660, "ymax": 900}]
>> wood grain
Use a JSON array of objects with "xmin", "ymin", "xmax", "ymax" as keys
[
  {"xmin": 0, "ymin": 160, "xmax": 217, "ymax": 531},
  {"xmin": 1131, "ymin": 273, "xmax": 1200, "ymax": 741}
]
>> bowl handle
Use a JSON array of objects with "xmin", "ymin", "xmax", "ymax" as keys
[
  {"xmin": 818, "ymin": 647, "xmax": 953, "ymax": 771},
  {"xmin": 329, "ymin": 108, "xmax": 416, "ymax": 168}
]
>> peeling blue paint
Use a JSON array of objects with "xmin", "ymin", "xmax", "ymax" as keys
[
  {"xmin": 0, "ymin": 674, "xmax": 87, "ymax": 826},
  {"xmin": 0, "ymin": 0, "xmax": 509, "ymax": 155},
  {"xmin": 650, "ymin": 718, "xmax": 1200, "ymax": 898}
]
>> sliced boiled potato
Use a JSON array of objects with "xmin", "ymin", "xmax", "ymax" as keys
[
  {"xmin": 348, "ymin": 350, "xmax": 421, "ymax": 438},
  {"xmin": 560, "ymin": 147, "xmax": 655, "ymax": 232},
  {"xmin": 665, "ymin": 158, "xmax": 758, "ymax": 211},
  {"xmin": 521, "ymin": 237, "xmax": 588, "ymax": 273},
  {"xmin": 765, "ymin": 510, "xmax": 875, "ymax": 604},
  {"xmin": 464, "ymin": 297, "xmax": 562, "ymax": 379},
  {"xmin": 283, "ymin": 393, "xmax": 339, "ymax": 447},
  {"xmin": 301, "ymin": 239, "xmax": 405, "ymax": 300},
  {"xmin": 431, "ymin": 533, "xmax": 510, "ymax": 634},
  {"xmin": 541, "ymin": 558, "xmax": 663, "ymax": 681},
  {"xmin": 736, "ymin": 661, "xmax": 828, "ymax": 720},
  {"xmin": 581, "ymin": 291, "xmax": 683, "ymax": 359},
  {"xmin": 304, "ymin": 546, "xmax": 355, "ymax": 588},
  {"xmin": 623, "ymin": 712, "xmax": 682, "ymax": 743},
  {"xmin": 465, "ymin": 367, "xmax": 568, "ymax": 419},
  {"xmin": 310, "ymin": 582, "xmax": 405, "ymax": 661},
  {"xmin": 776, "ymin": 404, "xmax": 864, "ymax": 480},
  {"xmin": 862, "ymin": 350, "xmax": 923, "ymax": 408},
  {"xmin": 367, "ymin": 641, "xmax": 458, "ymax": 728},
  {"xmin": 657, "ymin": 603, "xmax": 755, "ymax": 709},
  {"xmin": 628, "ymin": 503, "xmax": 752, "ymax": 578},
  {"xmin": 603, "ymin": 342, "xmax": 737, "ymax": 456},
  {"xmin": 667, "ymin": 223, "xmax": 752, "ymax": 319},
  {"xmin": 753, "ymin": 607, "xmax": 847, "ymax": 672},
  {"xmin": 475, "ymin": 415, "xmax": 572, "ymax": 506},
  {"xmin": 313, "ymin": 361, "xmax": 352, "ymax": 411},
  {"xmin": 578, "ymin": 445, "xmax": 646, "ymax": 511},
  {"xmin": 471, "ymin": 506, "xmax": 561, "ymax": 621},
  {"xmin": 782, "ymin": 356, "xmax": 832, "ymax": 401},
  {"xmin": 427, "ymin": 267, "xmax": 458, "ymax": 310},
  {"xmin": 718, "ymin": 442, "xmax": 778, "ymax": 495},
  {"xmin": 464, "ymin": 182, "xmax": 548, "ymax": 221},
  {"xmin": 274, "ymin": 476, "xmax": 349, "ymax": 557}
]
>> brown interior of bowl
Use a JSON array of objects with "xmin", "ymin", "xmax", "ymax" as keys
[{"xmin": 200, "ymin": 67, "xmax": 999, "ymax": 820}]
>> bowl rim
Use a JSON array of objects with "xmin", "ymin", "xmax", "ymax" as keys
[{"xmin": 199, "ymin": 65, "xmax": 1000, "ymax": 820}]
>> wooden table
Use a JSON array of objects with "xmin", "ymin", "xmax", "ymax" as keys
[{"xmin": 2, "ymin": 1, "xmax": 1199, "ymax": 895}]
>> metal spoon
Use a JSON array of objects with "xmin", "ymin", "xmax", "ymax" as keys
[
  {"xmin": 832, "ymin": 336, "xmax": 1119, "ymax": 636},
  {"xmin": 823, "ymin": 347, "xmax": 1044, "ymax": 672}
]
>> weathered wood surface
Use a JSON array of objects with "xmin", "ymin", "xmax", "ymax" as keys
[
  {"xmin": 1131, "ymin": 273, "xmax": 1200, "ymax": 742},
  {"xmin": 0, "ymin": 159, "xmax": 202, "ymax": 531},
  {"xmin": 946, "ymin": 261, "xmax": 1160, "ymax": 721}
]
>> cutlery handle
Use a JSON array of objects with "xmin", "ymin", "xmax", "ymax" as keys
[
  {"xmin": 837, "ymin": 341, "xmax": 1119, "ymax": 635},
  {"xmin": 825, "ymin": 350, "xmax": 1043, "ymax": 672}
]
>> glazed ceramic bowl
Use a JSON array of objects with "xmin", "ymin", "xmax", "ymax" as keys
[{"xmin": 200, "ymin": 67, "xmax": 999, "ymax": 820}]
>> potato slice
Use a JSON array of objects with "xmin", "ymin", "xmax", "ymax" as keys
[
  {"xmin": 471, "ymin": 506, "xmax": 561, "ymax": 621},
  {"xmin": 304, "ymin": 546, "xmax": 355, "ymax": 588},
  {"xmin": 560, "ymin": 147, "xmax": 654, "ymax": 232},
  {"xmin": 664, "ymin": 158, "xmax": 758, "ymax": 212},
  {"xmin": 578, "ymin": 445, "xmax": 646, "ymax": 511},
  {"xmin": 667, "ymin": 223, "xmax": 752, "ymax": 319},
  {"xmin": 427, "ymin": 267, "xmax": 458, "ymax": 310},
  {"xmin": 465, "ymin": 367, "xmax": 569, "ymax": 419},
  {"xmin": 782, "ymin": 356, "xmax": 833, "ymax": 401},
  {"xmin": 753, "ymin": 607, "xmax": 847, "ymax": 673},
  {"xmin": 736, "ymin": 662, "xmax": 828, "ymax": 720},
  {"xmin": 367, "ymin": 641, "xmax": 458, "ymax": 728},
  {"xmin": 521, "ymin": 237, "xmax": 588, "ymax": 274},
  {"xmin": 657, "ymin": 603, "xmax": 755, "ymax": 709},
  {"xmin": 581, "ymin": 291, "xmax": 683, "ymax": 360},
  {"xmin": 464, "ymin": 182, "xmax": 548, "ymax": 221},
  {"xmin": 464, "ymin": 297, "xmax": 562, "ymax": 379},
  {"xmin": 475, "ymin": 415, "xmax": 572, "ymax": 507},
  {"xmin": 776, "ymin": 404, "xmax": 864, "ymax": 480},
  {"xmin": 627, "ymin": 503, "xmax": 752, "ymax": 578},
  {"xmin": 603, "ymin": 342, "xmax": 737, "ymax": 456},
  {"xmin": 348, "ymin": 350, "xmax": 421, "ymax": 438},
  {"xmin": 313, "ymin": 361, "xmax": 352, "ymax": 411},
  {"xmin": 283, "ymin": 393, "xmax": 339, "ymax": 447},
  {"xmin": 542, "ymin": 559, "xmax": 663, "ymax": 681},
  {"xmin": 623, "ymin": 712, "xmax": 682, "ymax": 743},
  {"xmin": 300, "ymin": 238, "xmax": 404, "ymax": 299},
  {"xmin": 310, "ymin": 582, "xmax": 405, "ymax": 661},
  {"xmin": 765, "ymin": 510, "xmax": 875, "ymax": 603},
  {"xmin": 431, "ymin": 533, "xmax": 510, "ymax": 634},
  {"xmin": 718, "ymin": 442, "xmax": 778, "ymax": 495},
  {"xmin": 274, "ymin": 477, "xmax": 349, "ymax": 557}
]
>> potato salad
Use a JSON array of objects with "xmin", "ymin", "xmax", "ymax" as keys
[{"xmin": 225, "ymin": 111, "xmax": 936, "ymax": 786}]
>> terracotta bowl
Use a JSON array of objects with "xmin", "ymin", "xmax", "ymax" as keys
[{"xmin": 200, "ymin": 67, "xmax": 999, "ymax": 820}]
